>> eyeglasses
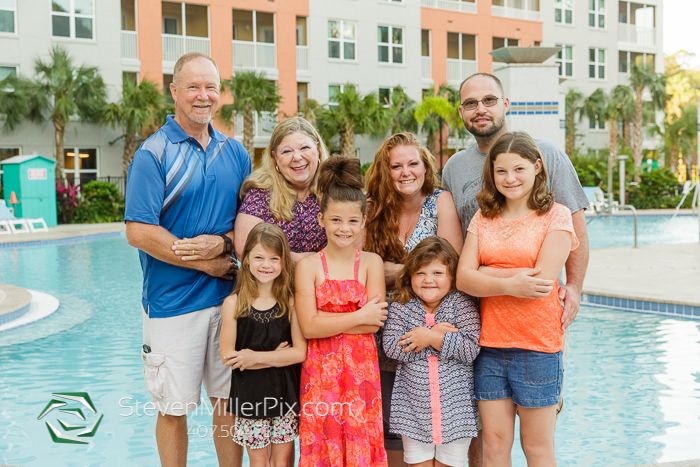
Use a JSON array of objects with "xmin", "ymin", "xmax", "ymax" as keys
[{"xmin": 460, "ymin": 96, "xmax": 504, "ymax": 111}]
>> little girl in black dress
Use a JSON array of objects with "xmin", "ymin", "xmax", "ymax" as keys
[{"xmin": 220, "ymin": 223, "xmax": 307, "ymax": 466}]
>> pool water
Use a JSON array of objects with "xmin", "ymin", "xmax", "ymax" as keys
[
  {"xmin": 587, "ymin": 214, "xmax": 699, "ymax": 248},
  {"xmin": 1, "ymin": 237, "xmax": 700, "ymax": 466}
]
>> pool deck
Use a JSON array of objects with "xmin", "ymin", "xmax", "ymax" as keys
[{"xmin": 0, "ymin": 222, "xmax": 125, "ymax": 245}]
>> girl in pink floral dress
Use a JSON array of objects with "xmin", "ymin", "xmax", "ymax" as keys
[{"xmin": 295, "ymin": 155, "xmax": 389, "ymax": 466}]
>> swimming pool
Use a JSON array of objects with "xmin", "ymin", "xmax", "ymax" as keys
[
  {"xmin": 1, "ymin": 236, "xmax": 699, "ymax": 466},
  {"xmin": 587, "ymin": 214, "xmax": 699, "ymax": 249}
]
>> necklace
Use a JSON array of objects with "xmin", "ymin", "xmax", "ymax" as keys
[{"xmin": 401, "ymin": 202, "xmax": 423, "ymax": 245}]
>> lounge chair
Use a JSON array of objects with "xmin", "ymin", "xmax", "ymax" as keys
[
  {"xmin": 582, "ymin": 186, "xmax": 618, "ymax": 213},
  {"xmin": 0, "ymin": 200, "xmax": 48, "ymax": 234}
]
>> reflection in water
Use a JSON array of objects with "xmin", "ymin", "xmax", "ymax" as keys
[{"xmin": 652, "ymin": 319, "xmax": 700, "ymax": 462}]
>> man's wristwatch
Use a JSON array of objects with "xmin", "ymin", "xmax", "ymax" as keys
[{"xmin": 219, "ymin": 234, "xmax": 232, "ymax": 255}]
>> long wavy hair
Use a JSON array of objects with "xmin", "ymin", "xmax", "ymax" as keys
[
  {"xmin": 364, "ymin": 132, "xmax": 441, "ymax": 263},
  {"xmin": 393, "ymin": 237, "xmax": 459, "ymax": 304},
  {"xmin": 476, "ymin": 131, "xmax": 554, "ymax": 219},
  {"xmin": 240, "ymin": 117, "xmax": 329, "ymax": 222},
  {"xmin": 317, "ymin": 155, "xmax": 366, "ymax": 215},
  {"xmin": 233, "ymin": 223, "xmax": 294, "ymax": 321}
]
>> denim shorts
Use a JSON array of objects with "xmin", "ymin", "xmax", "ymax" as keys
[{"xmin": 474, "ymin": 347, "xmax": 563, "ymax": 408}]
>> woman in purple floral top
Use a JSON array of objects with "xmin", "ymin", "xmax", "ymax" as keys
[{"xmin": 235, "ymin": 117, "xmax": 329, "ymax": 262}]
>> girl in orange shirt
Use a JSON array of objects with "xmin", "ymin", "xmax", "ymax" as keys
[{"xmin": 457, "ymin": 131, "xmax": 579, "ymax": 467}]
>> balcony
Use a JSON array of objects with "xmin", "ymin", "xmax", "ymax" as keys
[
  {"xmin": 491, "ymin": 5, "xmax": 541, "ymax": 21},
  {"xmin": 447, "ymin": 59, "xmax": 477, "ymax": 83},
  {"xmin": 421, "ymin": 0, "xmax": 477, "ymax": 14},
  {"xmin": 422, "ymin": 57, "xmax": 432, "ymax": 81},
  {"xmin": 162, "ymin": 34, "xmax": 210, "ymax": 64},
  {"xmin": 234, "ymin": 111, "xmax": 278, "ymax": 142},
  {"xmin": 618, "ymin": 24, "xmax": 655, "ymax": 46},
  {"xmin": 296, "ymin": 46, "xmax": 308, "ymax": 72},
  {"xmin": 121, "ymin": 30, "xmax": 138, "ymax": 60},
  {"xmin": 232, "ymin": 40, "xmax": 277, "ymax": 77}
]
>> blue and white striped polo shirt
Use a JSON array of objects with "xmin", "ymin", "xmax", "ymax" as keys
[{"xmin": 125, "ymin": 115, "xmax": 251, "ymax": 318}]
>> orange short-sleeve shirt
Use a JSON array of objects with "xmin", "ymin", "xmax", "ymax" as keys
[{"xmin": 466, "ymin": 203, "xmax": 579, "ymax": 353}]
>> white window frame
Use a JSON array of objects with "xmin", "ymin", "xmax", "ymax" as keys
[
  {"xmin": 554, "ymin": 0, "xmax": 573, "ymax": 25},
  {"xmin": 588, "ymin": 0, "xmax": 605, "ymax": 29},
  {"xmin": 0, "ymin": 0, "xmax": 17, "ymax": 35},
  {"xmin": 555, "ymin": 44, "xmax": 573, "ymax": 78},
  {"xmin": 64, "ymin": 147, "xmax": 99, "ymax": 186},
  {"xmin": 328, "ymin": 20, "xmax": 357, "ymax": 61},
  {"xmin": 329, "ymin": 84, "xmax": 355, "ymax": 107},
  {"xmin": 0, "ymin": 64, "xmax": 18, "ymax": 81},
  {"xmin": 619, "ymin": 50, "xmax": 655, "ymax": 74},
  {"xmin": 589, "ymin": 117, "xmax": 605, "ymax": 130},
  {"xmin": 52, "ymin": 0, "xmax": 96, "ymax": 40},
  {"xmin": 378, "ymin": 25, "xmax": 404, "ymax": 65},
  {"xmin": 589, "ymin": 47, "xmax": 606, "ymax": 80},
  {"xmin": 378, "ymin": 87, "xmax": 392, "ymax": 107}
]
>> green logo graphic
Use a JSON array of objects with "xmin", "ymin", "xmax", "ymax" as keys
[{"xmin": 37, "ymin": 392, "xmax": 103, "ymax": 444}]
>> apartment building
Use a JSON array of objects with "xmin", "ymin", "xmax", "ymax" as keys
[
  {"xmin": 7, "ymin": 0, "xmax": 642, "ymax": 177},
  {"xmin": 541, "ymin": 0, "xmax": 664, "ymax": 151}
]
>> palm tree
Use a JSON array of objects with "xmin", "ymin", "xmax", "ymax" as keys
[
  {"xmin": 564, "ymin": 88, "xmax": 584, "ymax": 155},
  {"xmin": 315, "ymin": 85, "xmax": 391, "ymax": 158},
  {"xmin": 387, "ymin": 86, "xmax": 418, "ymax": 135},
  {"xmin": 665, "ymin": 101, "xmax": 696, "ymax": 179},
  {"xmin": 414, "ymin": 85, "xmax": 463, "ymax": 165},
  {"xmin": 102, "ymin": 79, "xmax": 163, "ymax": 175},
  {"xmin": 629, "ymin": 58, "xmax": 668, "ymax": 179},
  {"xmin": 0, "ymin": 46, "xmax": 106, "ymax": 178},
  {"xmin": 218, "ymin": 70, "xmax": 282, "ymax": 167},
  {"xmin": 0, "ymin": 75, "xmax": 37, "ymax": 134}
]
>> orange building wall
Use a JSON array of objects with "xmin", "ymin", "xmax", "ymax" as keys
[
  {"xmin": 421, "ymin": 0, "xmax": 542, "ymax": 90},
  {"xmin": 137, "ymin": 0, "xmax": 308, "ymax": 137}
]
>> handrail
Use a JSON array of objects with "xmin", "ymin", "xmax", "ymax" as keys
[{"xmin": 587, "ymin": 205, "xmax": 638, "ymax": 248}]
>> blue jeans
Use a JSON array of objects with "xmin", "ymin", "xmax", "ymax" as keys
[{"xmin": 474, "ymin": 347, "xmax": 563, "ymax": 408}]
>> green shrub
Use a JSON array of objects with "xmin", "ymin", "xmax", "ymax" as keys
[
  {"xmin": 73, "ymin": 180, "xmax": 125, "ymax": 223},
  {"xmin": 361, "ymin": 162, "xmax": 372, "ymax": 176},
  {"xmin": 627, "ymin": 168, "xmax": 688, "ymax": 209}
]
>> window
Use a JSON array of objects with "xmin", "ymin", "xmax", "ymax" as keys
[
  {"xmin": 492, "ymin": 37, "xmax": 519, "ymax": 62},
  {"xmin": 0, "ymin": 147, "xmax": 20, "ymax": 162},
  {"xmin": 378, "ymin": 26, "xmax": 403, "ymax": 64},
  {"xmin": 163, "ymin": 3, "xmax": 208, "ymax": 38},
  {"xmin": 163, "ymin": 74, "xmax": 174, "ymax": 105},
  {"xmin": 328, "ymin": 20, "xmax": 356, "ymax": 60},
  {"xmin": 447, "ymin": 32, "xmax": 476, "ymax": 60},
  {"xmin": 588, "ymin": 0, "xmax": 605, "ymax": 28},
  {"xmin": 421, "ymin": 29, "xmax": 430, "ymax": 57},
  {"xmin": 589, "ymin": 117, "xmax": 605, "ymax": 130},
  {"xmin": 52, "ymin": 0, "xmax": 94, "ymax": 39},
  {"xmin": 297, "ymin": 82, "xmax": 308, "ymax": 109},
  {"xmin": 619, "ymin": 1, "xmax": 655, "ymax": 27},
  {"xmin": 296, "ymin": 16, "xmax": 307, "ymax": 46},
  {"xmin": 0, "ymin": 65, "xmax": 17, "ymax": 81},
  {"xmin": 64, "ymin": 148, "xmax": 98, "ymax": 186},
  {"xmin": 0, "ymin": 0, "xmax": 16, "ymax": 34},
  {"xmin": 555, "ymin": 0, "xmax": 572, "ymax": 24},
  {"xmin": 329, "ymin": 84, "xmax": 354, "ymax": 107},
  {"xmin": 589, "ymin": 48, "xmax": 605, "ymax": 79},
  {"xmin": 555, "ymin": 45, "xmax": 573, "ymax": 77},
  {"xmin": 619, "ymin": 51, "xmax": 654, "ymax": 73},
  {"xmin": 378, "ymin": 87, "xmax": 391, "ymax": 106},
  {"xmin": 123, "ymin": 72, "xmax": 138, "ymax": 86},
  {"xmin": 121, "ymin": 0, "xmax": 136, "ymax": 31}
]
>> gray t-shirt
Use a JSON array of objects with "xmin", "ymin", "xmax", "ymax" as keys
[{"xmin": 442, "ymin": 139, "xmax": 589, "ymax": 236}]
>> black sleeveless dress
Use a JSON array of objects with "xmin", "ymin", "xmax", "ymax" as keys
[{"xmin": 227, "ymin": 303, "xmax": 301, "ymax": 419}]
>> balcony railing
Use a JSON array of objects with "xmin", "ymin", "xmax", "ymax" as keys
[
  {"xmin": 232, "ymin": 41, "xmax": 277, "ymax": 70},
  {"xmin": 421, "ymin": 0, "xmax": 477, "ymax": 14},
  {"xmin": 162, "ymin": 34, "xmax": 210, "ymax": 63},
  {"xmin": 121, "ymin": 31, "xmax": 138, "ymax": 60},
  {"xmin": 618, "ymin": 24, "xmax": 655, "ymax": 46},
  {"xmin": 422, "ymin": 57, "xmax": 432, "ymax": 80},
  {"xmin": 296, "ymin": 46, "xmax": 308, "ymax": 71},
  {"xmin": 447, "ymin": 59, "xmax": 477, "ymax": 83},
  {"xmin": 234, "ymin": 111, "xmax": 278, "ymax": 139},
  {"xmin": 491, "ymin": 5, "xmax": 541, "ymax": 21}
]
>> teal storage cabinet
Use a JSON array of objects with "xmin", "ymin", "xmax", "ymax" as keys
[{"xmin": 1, "ymin": 155, "xmax": 58, "ymax": 227}]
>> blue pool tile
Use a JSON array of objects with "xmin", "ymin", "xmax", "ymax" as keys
[
  {"xmin": 686, "ymin": 306, "xmax": 692, "ymax": 315},
  {"xmin": 621, "ymin": 299, "xmax": 628, "ymax": 308},
  {"xmin": 667, "ymin": 303, "xmax": 674, "ymax": 314},
  {"xmin": 677, "ymin": 305, "xmax": 685, "ymax": 315},
  {"xmin": 694, "ymin": 308, "xmax": 700, "ymax": 316},
  {"xmin": 651, "ymin": 302, "xmax": 659, "ymax": 312},
  {"xmin": 614, "ymin": 297, "xmax": 620, "ymax": 308},
  {"xmin": 643, "ymin": 301, "xmax": 651, "ymax": 311}
]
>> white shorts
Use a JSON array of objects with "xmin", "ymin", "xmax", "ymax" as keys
[
  {"xmin": 402, "ymin": 436, "xmax": 472, "ymax": 467},
  {"xmin": 142, "ymin": 304, "xmax": 231, "ymax": 416}
]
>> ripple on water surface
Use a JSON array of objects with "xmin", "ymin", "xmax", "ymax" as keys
[{"xmin": 1, "ymin": 238, "xmax": 700, "ymax": 466}]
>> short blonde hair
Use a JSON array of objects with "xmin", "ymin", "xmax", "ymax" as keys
[{"xmin": 240, "ymin": 117, "xmax": 329, "ymax": 222}]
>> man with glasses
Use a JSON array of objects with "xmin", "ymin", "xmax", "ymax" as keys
[{"xmin": 442, "ymin": 73, "xmax": 589, "ymax": 467}]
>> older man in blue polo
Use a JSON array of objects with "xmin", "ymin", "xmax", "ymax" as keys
[{"xmin": 125, "ymin": 52, "xmax": 250, "ymax": 467}]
